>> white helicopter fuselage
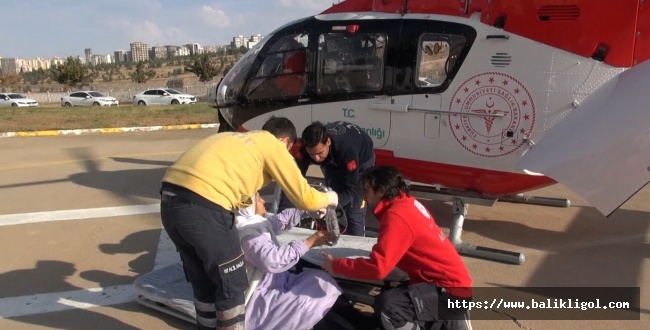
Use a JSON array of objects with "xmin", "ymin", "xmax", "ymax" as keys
[{"xmin": 238, "ymin": 12, "xmax": 625, "ymax": 197}]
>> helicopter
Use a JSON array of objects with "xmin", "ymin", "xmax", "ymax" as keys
[{"xmin": 214, "ymin": 0, "xmax": 650, "ymax": 265}]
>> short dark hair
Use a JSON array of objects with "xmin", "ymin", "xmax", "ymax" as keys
[
  {"xmin": 262, "ymin": 116, "xmax": 297, "ymax": 142},
  {"xmin": 301, "ymin": 121, "xmax": 329, "ymax": 148},
  {"xmin": 361, "ymin": 165, "xmax": 410, "ymax": 201}
]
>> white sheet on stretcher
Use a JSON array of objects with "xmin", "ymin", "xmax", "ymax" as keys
[{"xmin": 133, "ymin": 227, "xmax": 408, "ymax": 321}]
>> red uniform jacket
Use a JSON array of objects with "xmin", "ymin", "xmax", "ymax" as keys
[{"xmin": 331, "ymin": 193, "xmax": 473, "ymax": 298}]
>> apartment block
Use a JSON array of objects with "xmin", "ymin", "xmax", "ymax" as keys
[
  {"xmin": 114, "ymin": 50, "xmax": 128, "ymax": 63},
  {"xmin": 231, "ymin": 35, "xmax": 246, "ymax": 50},
  {"xmin": 85, "ymin": 48, "xmax": 92, "ymax": 64},
  {"xmin": 150, "ymin": 46, "xmax": 167, "ymax": 59},
  {"xmin": 1, "ymin": 58, "xmax": 17, "ymax": 74},
  {"xmin": 185, "ymin": 43, "xmax": 203, "ymax": 56},
  {"xmin": 130, "ymin": 42, "xmax": 149, "ymax": 62}
]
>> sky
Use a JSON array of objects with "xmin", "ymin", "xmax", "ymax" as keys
[{"xmin": 0, "ymin": 0, "xmax": 336, "ymax": 59}]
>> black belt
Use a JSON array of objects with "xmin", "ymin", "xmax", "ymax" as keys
[
  {"xmin": 161, "ymin": 191, "xmax": 177, "ymax": 203},
  {"xmin": 160, "ymin": 182, "xmax": 229, "ymax": 212}
]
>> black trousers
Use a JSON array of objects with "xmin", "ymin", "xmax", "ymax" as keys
[
  {"xmin": 326, "ymin": 155, "xmax": 375, "ymax": 236},
  {"xmin": 160, "ymin": 193, "xmax": 248, "ymax": 329},
  {"xmin": 374, "ymin": 283, "xmax": 471, "ymax": 330}
]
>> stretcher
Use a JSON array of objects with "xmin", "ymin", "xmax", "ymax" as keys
[{"xmin": 133, "ymin": 227, "xmax": 409, "ymax": 324}]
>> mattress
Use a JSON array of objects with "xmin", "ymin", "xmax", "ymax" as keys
[{"xmin": 134, "ymin": 227, "xmax": 409, "ymax": 323}]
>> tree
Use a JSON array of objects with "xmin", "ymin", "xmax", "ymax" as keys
[
  {"xmin": 129, "ymin": 61, "xmax": 156, "ymax": 84},
  {"xmin": 49, "ymin": 56, "xmax": 91, "ymax": 90},
  {"xmin": 185, "ymin": 53, "xmax": 219, "ymax": 83},
  {"xmin": 21, "ymin": 68, "xmax": 47, "ymax": 85},
  {"xmin": 222, "ymin": 64, "xmax": 233, "ymax": 76},
  {"xmin": 0, "ymin": 72, "xmax": 23, "ymax": 90}
]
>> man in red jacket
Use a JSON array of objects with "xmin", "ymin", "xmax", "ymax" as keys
[{"xmin": 322, "ymin": 165, "xmax": 473, "ymax": 330}]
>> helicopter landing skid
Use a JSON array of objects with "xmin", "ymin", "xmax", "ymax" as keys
[
  {"xmin": 407, "ymin": 184, "xmax": 525, "ymax": 265},
  {"xmin": 449, "ymin": 198, "xmax": 525, "ymax": 265},
  {"xmin": 498, "ymin": 193, "xmax": 571, "ymax": 208}
]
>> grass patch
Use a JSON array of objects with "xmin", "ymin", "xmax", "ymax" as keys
[{"xmin": 0, "ymin": 103, "xmax": 219, "ymax": 132}]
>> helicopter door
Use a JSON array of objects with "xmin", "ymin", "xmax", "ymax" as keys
[
  {"xmin": 389, "ymin": 19, "xmax": 477, "ymax": 161},
  {"xmin": 311, "ymin": 21, "xmax": 396, "ymax": 148}
]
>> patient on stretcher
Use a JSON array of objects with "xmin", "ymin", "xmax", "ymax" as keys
[{"xmin": 234, "ymin": 192, "xmax": 344, "ymax": 330}]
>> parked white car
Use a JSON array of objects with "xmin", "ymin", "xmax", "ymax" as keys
[
  {"xmin": 0, "ymin": 93, "xmax": 38, "ymax": 107},
  {"xmin": 60, "ymin": 91, "xmax": 119, "ymax": 107},
  {"xmin": 132, "ymin": 88, "xmax": 197, "ymax": 106}
]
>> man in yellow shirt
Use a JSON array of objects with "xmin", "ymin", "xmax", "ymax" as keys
[{"xmin": 159, "ymin": 117, "xmax": 338, "ymax": 330}]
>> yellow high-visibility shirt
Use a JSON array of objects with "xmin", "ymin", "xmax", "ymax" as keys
[{"xmin": 162, "ymin": 130, "xmax": 328, "ymax": 211}]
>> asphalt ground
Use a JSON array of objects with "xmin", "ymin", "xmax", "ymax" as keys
[{"xmin": 0, "ymin": 128, "xmax": 647, "ymax": 329}]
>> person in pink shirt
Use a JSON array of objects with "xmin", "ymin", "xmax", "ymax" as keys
[{"xmin": 234, "ymin": 193, "xmax": 343, "ymax": 330}]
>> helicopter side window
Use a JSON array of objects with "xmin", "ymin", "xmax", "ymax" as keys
[
  {"xmin": 317, "ymin": 32, "xmax": 385, "ymax": 94},
  {"xmin": 245, "ymin": 33, "xmax": 308, "ymax": 100},
  {"xmin": 416, "ymin": 34, "xmax": 466, "ymax": 88}
]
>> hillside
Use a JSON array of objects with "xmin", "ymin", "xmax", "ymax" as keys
[{"xmin": 9, "ymin": 54, "xmax": 242, "ymax": 95}]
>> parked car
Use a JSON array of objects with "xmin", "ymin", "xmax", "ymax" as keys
[
  {"xmin": 60, "ymin": 91, "xmax": 119, "ymax": 107},
  {"xmin": 0, "ymin": 93, "xmax": 38, "ymax": 107},
  {"xmin": 132, "ymin": 88, "xmax": 196, "ymax": 106}
]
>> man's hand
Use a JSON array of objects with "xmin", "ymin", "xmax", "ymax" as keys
[
  {"xmin": 326, "ymin": 190, "xmax": 339, "ymax": 207},
  {"xmin": 321, "ymin": 252, "xmax": 335, "ymax": 273},
  {"xmin": 309, "ymin": 208, "xmax": 327, "ymax": 219},
  {"xmin": 304, "ymin": 230, "xmax": 331, "ymax": 248}
]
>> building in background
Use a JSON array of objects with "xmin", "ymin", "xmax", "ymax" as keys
[
  {"xmin": 165, "ymin": 45, "xmax": 190, "ymax": 58},
  {"xmin": 50, "ymin": 57, "xmax": 64, "ymax": 67},
  {"xmin": 150, "ymin": 46, "xmax": 167, "ymax": 59},
  {"xmin": 114, "ymin": 50, "xmax": 128, "ymax": 63},
  {"xmin": 231, "ymin": 35, "xmax": 246, "ymax": 50},
  {"xmin": 247, "ymin": 34, "xmax": 263, "ymax": 48},
  {"xmin": 90, "ymin": 54, "xmax": 113, "ymax": 65},
  {"xmin": 84, "ymin": 48, "xmax": 92, "ymax": 65},
  {"xmin": 1, "ymin": 58, "xmax": 17, "ymax": 74},
  {"xmin": 33, "ymin": 58, "xmax": 51, "ymax": 70},
  {"xmin": 0, "ymin": 34, "xmax": 258, "ymax": 73},
  {"xmin": 185, "ymin": 43, "xmax": 203, "ymax": 56},
  {"xmin": 130, "ymin": 42, "xmax": 149, "ymax": 62}
]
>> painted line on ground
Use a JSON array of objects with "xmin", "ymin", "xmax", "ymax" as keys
[
  {"xmin": 0, "ymin": 193, "xmax": 277, "ymax": 227},
  {"xmin": 0, "ymin": 229, "xmax": 181, "ymax": 319},
  {"xmin": 0, "ymin": 285, "xmax": 136, "ymax": 319},
  {"xmin": 0, "ymin": 194, "xmax": 276, "ymax": 317},
  {"xmin": 0, "ymin": 204, "xmax": 160, "ymax": 227},
  {"xmin": 0, "ymin": 123, "xmax": 220, "ymax": 138}
]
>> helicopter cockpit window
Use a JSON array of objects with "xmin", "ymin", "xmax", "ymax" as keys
[
  {"xmin": 219, "ymin": 35, "xmax": 272, "ymax": 106},
  {"xmin": 416, "ymin": 34, "xmax": 466, "ymax": 88},
  {"xmin": 317, "ymin": 32, "xmax": 385, "ymax": 94},
  {"xmin": 246, "ymin": 33, "xmax": 308, "ymax": 100}
]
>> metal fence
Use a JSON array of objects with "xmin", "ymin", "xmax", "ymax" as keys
[{"xmin": 18, "ymin": 83, "xmax": 219, "ymax": 105}]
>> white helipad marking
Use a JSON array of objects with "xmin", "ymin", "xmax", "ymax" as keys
[
  {"xmin": 0, "ymin": 195, "xmax": 276, "ymax": 317},
  {"xmin": 0, "ymin": 204, "xmax": 160, "ymax": 227},
  {"xmin": 0, "ymin": 285, "xmax": 136, "ymax": 318},
  {"xmin": 0, "ymin": 194, "xmax": 277, "ymax": 227}
]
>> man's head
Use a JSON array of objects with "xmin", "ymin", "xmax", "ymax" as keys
[
  {"xmin": 361, "ymin": 166, "xmax": 410, "ymax": 209},
  {"xmin": 301, "ymin": 121, "xmax": 331, "ymax": 163},
  {"xmin": 262, "ymin": 116, "xmax": 297, "ymax": 150}
]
